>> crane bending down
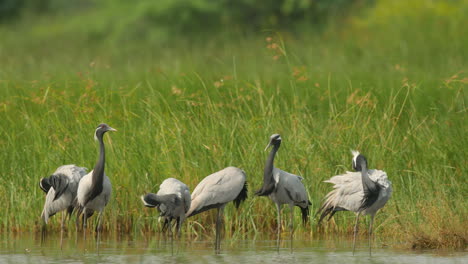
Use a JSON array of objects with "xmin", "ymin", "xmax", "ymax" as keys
[
  {"xmin": 40, "ymin": 165, "xmax": 88, "ymax": 226},
  {"xmin": 255, "ymin": 134, "xmax": 311, "ymax": 251},
  {"xmin": 40, "ymin": 164, "xmax": 88, "ymax": 247},
  {"xmin": 186, "ymin": 167, "xmax": 248, "ymax": 253},
  {"xmin": 76, "ymin": 123, "xmax": 116, "ymax": 244},
  {"xmin": 141, "ymin": 178, "xmax": 191, "ymax": 237},
  {"xmin": 317, "ymin": 150, "xmax": 392, "ymax": 256}
]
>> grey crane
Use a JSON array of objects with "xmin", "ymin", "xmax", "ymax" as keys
[
  {"xmin": 317, "ymin": 150, "xmax": 392, "ymax": 256},
  {"xmin": 141, "ymin": 178, "xmax": 191, "ymax": 237},
  {"xmin": 255, "ymin": 134, "xmax": 311, "ymax": 251},
  {"xmin": 76, "ymin": 123, "xmax": 116, "ymax": 244},
  {"xmin": 40, "ymin": 164, "xmax": 88, "ymax": 225},
  {"xmin": 40, "ymin": 164, "xmax": 87, "ymax": 246},
  {"xmin": 186, "ymin": 167, "xmax": 247, "ymax": 253}
]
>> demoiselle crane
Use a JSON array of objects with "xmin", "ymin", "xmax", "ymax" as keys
[
  {"xmin": 186, "ymin": 167, "xmax": 247, "ymax": 253},
  {"xmin": 141, "ymin": 178, "xmax": 191, "ymax": 237},
  {"xmin": 40, "ymin": 165, "xmax": 88, "ymax": 225},
  {"xmin": 141, "ymin": 177, "xmax": 191, "ymax": 254},
  {"xmin": 40, "ymin": 164, "xmax": 87, "ymax": 247},
  {"xmin": 76, "ymin": 123, "xmax": 116, "ymax": 246},
  {"xmin": 317, "ymin": 150, "xmax": 392, "ymax": 256},
  {"xmin": 255, "ymin": 134, "xmax": 311, "ymax": 251}
]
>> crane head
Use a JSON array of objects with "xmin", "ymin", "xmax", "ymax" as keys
[
  {"xmin": 265, "ymin": 134, "xmax": 282, "ymax": 150},
  {"xmin": 94, "ymin": 123, "xmax": 117, "ymax": 141},
  {"xmin": 351, "ymin": 150, "xmax": 368, "ymax": 171}
]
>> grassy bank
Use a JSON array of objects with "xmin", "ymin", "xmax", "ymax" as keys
[{"xmin": 0, "ymin": 1, "xmax": 466, "ymax": 250}]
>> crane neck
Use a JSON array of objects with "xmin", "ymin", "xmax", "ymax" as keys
[
  {"xmin": 359, "ymin": 160, "xmax": 377, "ymax": 195},
  {"xmin": 255, "ymin": 143, "xmax": 280, "ymax": 196},
  {"xmin": 358, "ymin": 157, "xmax": 381, "ymax": 211},
  {"xmin": 82, "ymin": 129, "xmax": 110, "ymax": 206},
  {"xmin": 264, "ymin": 143, "xmax": 280, "ymax": 178},
  {"xmin": 91, "ymin": 133, "xmax": 106, "ymax": 189}
]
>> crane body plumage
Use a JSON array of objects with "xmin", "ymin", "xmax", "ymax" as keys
[
  {"xmin": 186, "ymin": 166, "xmax": 247, "ymax": 253},
  {"xmin": 318, "ymin": 170, "xmax": 391, "ymax": 221},
  {"xmin": 269, "ymin": 168, "xmax": 310, "ymax": 222},
  {"xmin": 317, "ymin": 150, "xmax": 392, "ymax": 256},
  {"xmin": 76, "ymin": 172, "xmax": 112, "ymax": 214},
  {"xmin": 256, "ymin": 134, "xmax": 311, "ymax": 252},
  {"xmin": 187, "ymin": 167, "xmax": 247, "ymax": 217},
  {"xmin": 40, "ymin": 165, "xmax": 88, "ymax": 224},
  {"xmin": 142, "ymin": 178, "xmax": 191, "ymax": 236}
]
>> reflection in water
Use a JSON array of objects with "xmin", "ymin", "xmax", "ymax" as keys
[{"xmin": 0, "ymin": 233, "xmax": 466, "ymax": 264}]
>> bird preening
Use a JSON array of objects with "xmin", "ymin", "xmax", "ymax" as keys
[
  {"xmin": 40, "ymin": 165, "xmax": 88, "ymax": 226},
  {"xmin": 39, "ymin": 123, "xmax": 116, "ymax": 251},
  {"xmin": 38, "ymin": 127, "xmax": 392, "ymax": 257},
  {"xmin": 317, "ymin": 150, "xmax": 392, "ymax": 256},
  {"xmin": 141, "ymin": 177, "xmax": 191, "ymax": 255},
  {"xmin": 39, "ymin": 164, "xmax": 88, "ymax": 247},
  {"xmin": 141, "ymin": 178, "xmax": 191, "ymax": 237},
  {"xmin": 141, "ymin": 167, "xmax": 247, "ymax": 254}
]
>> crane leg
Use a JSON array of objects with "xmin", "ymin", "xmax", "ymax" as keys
[
  {"xmin": 215, "ymin": 206, "xmax": 224, "ymax": 254},
  {"xmin": 352, "ymin": 212, "xmax": 361, "ymax": 256},
  {"xmin": 175, "ymin": 217, "xmax": 182, "ymax": 254},
  {"xmin": 169, "ymin": 219, "xmax": 174, "ymax": 256},
  {"xmin": 276, "ymin": 203, "xmax": 281, "ymax": 253},
  {"xmin": 96, "ymin": 210, "xmax": 104, "ymax": 233},
  {"xmin": 96, "ymin": 210, "xmax": 104, "ymax": 255},
  {"xmin": 75, "ymin": 208, "xmax": 81, "ymax": 231},
  {"xmin": 83, "ymin": 208, "xmax": 88, "ymax": 243},
  {"xmin": 176, "ymin": 217, "xmax": 183, "ymax": 238},
  {"xmin": 289, "ymin": 204, "xmax": 294, "ymax": 253},
  {"xmin": 368, "ymin": 214, "xmax": 375, "ymax": 256},
  {"xmin": 60, "ymin": 211, "xmax": 65, "ymax": 250},
  {"xmin": 41, "ymin": 222, "xmax": 46, "ymax": 246}
]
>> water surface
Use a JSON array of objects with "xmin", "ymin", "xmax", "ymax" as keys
[{"xmin": 0, "ymin": 233, "xmax": 465, "ymax": 264}]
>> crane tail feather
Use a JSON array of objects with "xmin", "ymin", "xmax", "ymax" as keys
[
  {"xmin": 234, "ymin": 181, "xmax": 248, "ymax": 209},
  {"xmin": 301, "ymin": 203, "xmax": 310, "ymax": 226},
  {"xmin": 141, "ymin": 193, "xmax": 159, "ymax": 208},
  {"xmin": 316, "ymin": 188, "xmax": 347, "ymax": 224}
]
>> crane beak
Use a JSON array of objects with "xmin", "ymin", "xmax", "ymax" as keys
[
  {"xmin": 264, "ymin": 142, "xmax": 272, "ymax": 151},
  {"xmin": 108, "ymin": 127, "xmax": 117, "ymax": 132}
]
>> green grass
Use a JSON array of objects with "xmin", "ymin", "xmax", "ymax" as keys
[{"xmin": 0, "ymin": 1, "xmax": 467, "ymax": 250}]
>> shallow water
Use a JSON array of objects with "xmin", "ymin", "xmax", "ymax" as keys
[{"xmin": 0, "ymin": 233, "xmax": 466, "ymax": 264}]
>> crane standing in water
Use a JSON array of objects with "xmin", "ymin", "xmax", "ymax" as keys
[
  {"xmin": 76, "ymin": 123, "xmax": 116, "ymax": 250},
  {"xmin": 186, "ymin": 167, "xmax": 247, "ymax": 254},
  {"xmin": 317, "ymin": 150, "xmax": 392, "ymax": 256},
  {"xmin": 255, "ymin": 134, "xmax": 311, "ymax": 252}
]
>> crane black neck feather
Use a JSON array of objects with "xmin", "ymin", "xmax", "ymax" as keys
[
  {"xmin": 83, "ymin": 129, "xmax": 106, "ymax": 206},
  {"xmin": 356, "ymin": 154, "xmax": 380, "ymax": 211},
  {"xmin": 255, "ymin": 142, "xmax": 280, "ymax": 196}
]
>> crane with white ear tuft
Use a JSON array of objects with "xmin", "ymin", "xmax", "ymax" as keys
[
  {"xmin": 75, "ymin": 123, "xmax": 116, "ymax": 248},
  {"xmin": 255, "ymin": 134, "xmax": 311, "ymax": 252},
  {"xmin": 317, "ymin": 150, "xmax": 392, "ymax": 256}
]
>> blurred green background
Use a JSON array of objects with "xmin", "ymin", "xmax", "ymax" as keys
[{"xmin": 0, "ymin": 0, "xmax": 466, "ymax": 250}]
